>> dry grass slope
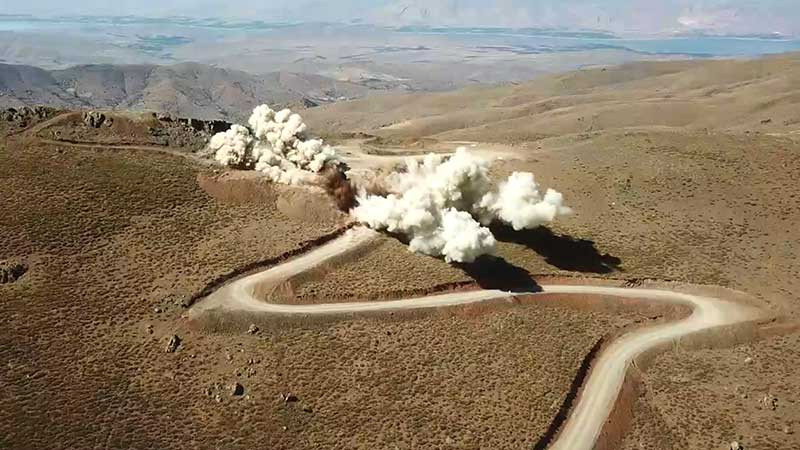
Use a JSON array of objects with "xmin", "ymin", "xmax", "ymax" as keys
[
  {"xmin": 4, "ymin": 53, "xmax": 800, "ymax": 450},
  {"xmin": 0, "ymin": 115, "xmax": 659, "ymax": 449},
  {"xmin": 305, "ymin": 54, "xmax": 800, "ymax": 142},
  {"xmin": 622, "ymin": 331, "xmax": 800, "ymax": 450}
]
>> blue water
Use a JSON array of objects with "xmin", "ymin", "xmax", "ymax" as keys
[
  {"xmin": 2, "ymin": 16, "xmax": 800, "ymax": 58},
  {"xmin": 584, "ymin": 36, "xmax": 800, "ymax": 57},
  {"xmin": 0, "ymin": 20, "xmax": 49, "ymax": 31},
  {"xmin": 397, "ymin": 27, "xmax": 800, "ymax": 57},
  {"xmin": 460, "ymin": 36, "xmax": 800, "ymax": 58}
]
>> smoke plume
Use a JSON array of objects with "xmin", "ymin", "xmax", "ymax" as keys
[
  {"xmin": 208, "ymin": 105, "xmax": 338, "ymax": 185},
  {"xmin": 208, "ymin": 105, "xmax": 572, "ymax": 264},
  {"xmin": 351, "ymin": 148, "xmax": 571, "ymax": 263}
]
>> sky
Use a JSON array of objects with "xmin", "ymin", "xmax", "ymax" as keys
[{"xmin": 1, "ymin": 0, "xmax": 798, "ymax": 36}]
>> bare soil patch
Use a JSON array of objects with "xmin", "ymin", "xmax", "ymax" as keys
[
  {"xmin": 621, "ymin": 328, "xmax": 800, "ymax": 450},
  {"xmin": 0, "ymin": 125, "xmax": 664, "ymax": 450}
]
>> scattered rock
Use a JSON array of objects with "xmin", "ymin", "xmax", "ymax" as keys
[
  {"xmin": 760, "ymin": 118, "xmax": 772, "ymax": 124},
  {"xmin": 231, "ymin": 383, "xmax": 245, "ymax": 396},
  {"xmin": 280, "ymin": 393, "xmax": 298, "ymax": 403},
  {"xmin": 445, "ymin": 436, "xmax": 454, "ymax": 445},
  {"xmin": 174, "ymin": 295, "xmax": 190, "ymax": 308},
  {"xmin": 302, "ymin": 405, "xmax": 313, "ymax": 413},
  {"xmin": 282, "ymin": 426, "xmax": 288, "ymax": 432},
  {"xmin": 165, "ymin": 335, "xmax": 181, "ymax": 353},
  {"xmin": 146, "ymin": 324, "xmax": 154, "ymax": 335},
  {"xmin": 155, "ymin": 112, "xmax": 174, "ymax": 122},
  {"xmin": 784, "ymin": 424, "xmax": 793, "ymax": 435},
  {"xmin": 302, "ymin": 97, "xmax": 320, "ymax": 108},
  {"xmin": 1, "ymin": 106, "xmax": 55, "ymax": 124},
  {"xmin": 730, "ymin": 441, "xmax": 744, "ymax": 450},
  {"xmin": 744, "ymin": 357, "xmax": 753, "ymax": 364},
  {"xmin": 759, "ymin": 393, "xmax": 778, "ymax": 411},
  {"xmin": 624, "ymin": 278, "xmax": 644, "ymax": 288},
  {"xmin": 82, "ymin": 111, "xmax": 106, "ymax": 128},
  {"xmin": 153, "ymin": 307, "xmax": 162, "ymax": 314},
  {"xmin": 176, "ymin": 117, "xmax": 231, "ymax": 134},
  {"xmin": 247, "ymin": 324, "xmax": 259, "ymax": 335},
  {"xmin": 734, "ymin": 385, "xmax": 748, "ymax": 399},
  {"xmin": 0, "ymin": 259, "xmax": 28, "ymax": 284}
]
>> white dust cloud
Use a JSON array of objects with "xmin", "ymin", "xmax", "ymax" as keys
[
  {"xmin": 208, "ymin": 105, "xmax": 571, "ymax": 264},
  {"xmin": 351, "ymin": 148, "xmax": 571, "ymax": 263},
  {"xmin": 208, "ymin": 105, "xmax": 337, "ymax": 185}
]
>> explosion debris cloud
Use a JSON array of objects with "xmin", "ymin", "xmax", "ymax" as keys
[
  {"xmin": 352, "ymin": 148, "xmax": 572, "ymax": 263},
  {"xmin": 209, "ymin": 104, "xmax": 337, "ymax": 185},
  {"xmin": 208, "ymin": 105, "xmax": 571, "ymax": 264},
  {"xmin": 209, "ymin": 124, "xmax": 252, "ymax": 167}
]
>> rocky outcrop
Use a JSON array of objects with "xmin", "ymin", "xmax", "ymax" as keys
[
  {"xmin": 82, "ymin": 111, "xmax": 109, "ymax": 128},
  {"xmin": 149, "ymin": 113, "xmax": 232, "ymax": 151},
  {"xmin": 153, "ymin": 113, "xmax": 231, "ymax": 135},
  {"xmin": 165, "ymin": 335, "xmax": 181, "ymax": 353},
  {"xmin": 231, "ymin": 383, "xmax": 245, "ymax": 396},
  {"xmin": 1, "ymin": 106, "xmax": 58, "ymax": 128},
  {"xmin": 0, "ymin": 260, "xmax": 28, "ymax": 284}
]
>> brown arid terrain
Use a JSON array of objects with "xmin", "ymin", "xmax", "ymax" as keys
[
  {"xmin": 2, "ymin": 52, "xmax": 800, "ymax": 450},
  {"xmin": 300, "ymin": 53, "xmax": 800, "ymax": 449},
  {"xmin": 305, "ymin": 53, "xmax": 800, "ymax": 141},
  {"xmin": 0, "ymin": 62, "xmax": 373, "ymax": 121},
  {"xmin": 0, "ymin": 108, "xmax": 673, "ymax": 449},
  {"xmin": 304, "ymin": 53, "xmax": 800, "ymax": 314},
  {"xmin": 622, "ymin": 330, "xmax": 800, "ymax": 450}
]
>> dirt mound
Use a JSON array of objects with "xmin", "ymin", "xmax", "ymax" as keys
[
  {"xmin": 198, "ymin": 171, "xmax": 350, "ymax": 225},
  {"xmin": 276, "ymin": 190, "xmax": 347, "ymax": 224},
  {"xmin": 32, "ymin": 111, "xmax": 223, "ymax": 152},
  {"xmin": 197, "ymin": 172, "xmax": 281, "ymax": 205}
]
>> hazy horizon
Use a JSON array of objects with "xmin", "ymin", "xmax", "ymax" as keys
[{"xmin": 1, "ymin": 0, "xmax": 799, "ymax": 37}]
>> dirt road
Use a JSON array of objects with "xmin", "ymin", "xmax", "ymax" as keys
[{"xmin": 190, "ymin": 226, "xmax": 762, "ymax": 450}]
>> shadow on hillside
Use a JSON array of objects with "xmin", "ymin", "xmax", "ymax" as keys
[
  {"xmin": 456, "ymin": 256, "xmax": 542, "ymax": 292},
  {"xmin": 532, "ymin": 337, "xmax": 605, "ymax": 450},
  {"xmin": 491, "ymin": 225, "xmax": 622, "ymax": 274}
]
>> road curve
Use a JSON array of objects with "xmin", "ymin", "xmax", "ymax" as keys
[{"xmin": 190, "ymin": 227, "xmax": 762, "ymax": 450}]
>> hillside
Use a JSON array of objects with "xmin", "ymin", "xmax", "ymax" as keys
[
  {"xmin": 0, "ymin": 62, "xmax": 372, "ymax": 121},
  {"xmin": 3, "ymin": 52, "xmax": 800, "ymax": 450},
  {"xmin": 300, "ymin": 53, "xmax": 800, "ymax": 449},
  {"xmin": 305, "ymin": 53, "xmax": 800, "ymax": 141}
]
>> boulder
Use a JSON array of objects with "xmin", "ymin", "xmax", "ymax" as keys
[
  {"xmin": 0, "ymin": 259, "xmax": 28, "ymax": 284},
  {"xmin": 759, "ymin": 393, "xmax": 778, "ymax": 411},
  {"xmin": 280, "ymin": 393, "xmax": 298, "ymax": 403},
  {"xmin": 82, "ymin": 111, "xmax": 106, "ymax": 128},
  {"xmin": 231, "ymin": 383, "xmax": 245, "ymax": 396},
  {"xmin": 165, "ymin": 335, "xmax": 181, "ymax": 353}
]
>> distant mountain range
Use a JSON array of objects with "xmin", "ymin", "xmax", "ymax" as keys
[{"xmin": 0, "ymin": 62, "xmax": 373, "ymax": 120}]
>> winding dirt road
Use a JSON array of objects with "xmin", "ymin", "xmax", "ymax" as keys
[
  {"xmin": 190, "ymin": 226, "xmax": 763, "ymax": 450},
  {"xmin": 11, "ymin": 111, "xmax": 767, "ymax": 448}
]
